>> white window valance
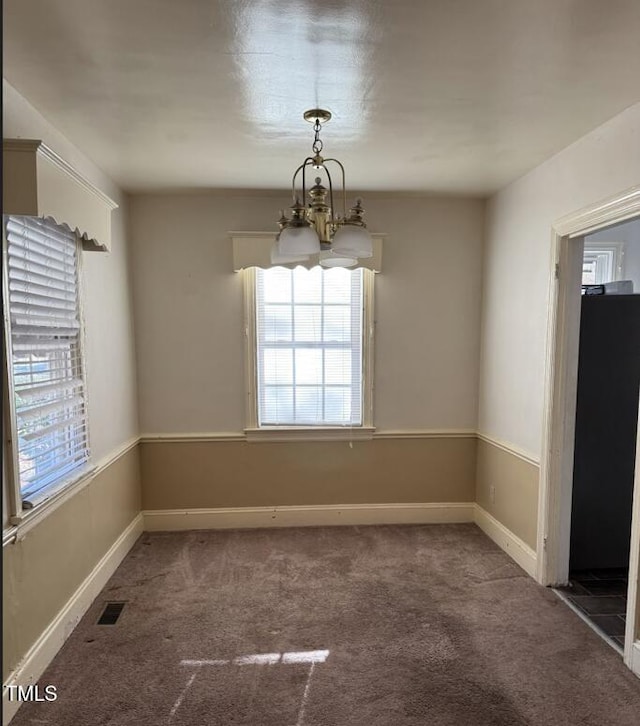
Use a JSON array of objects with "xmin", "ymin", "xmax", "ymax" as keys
[
  {"xmin": 3, "ymin": 139, "xmax": 117, "ymax": 252},
  {"xmin": 231, "ymin": 232, "xmax": 385, "ymax": 272}
]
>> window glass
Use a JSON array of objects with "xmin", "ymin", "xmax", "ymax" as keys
[{"xmin": 256, "ymin": 266, "xmax": 363, "ymax": 426}]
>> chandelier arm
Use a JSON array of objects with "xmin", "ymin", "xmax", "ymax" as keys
[
  {"xmin": 302, "ymin": 160, "xmax": 308, "ymax": 208},
  {"xmin": 291, "ymin": 158, "xmax": 315, "ymax": 203},
  {"xmin": 323, "ymin": 158, "xmax": 348, "ymax": 219},
  {"xmin": 322, "ymin": 165, "xmax": 336, "ymax": 228}
]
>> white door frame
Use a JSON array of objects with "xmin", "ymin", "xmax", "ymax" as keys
[{"xmin": 537, "ymin": 185, "xmax": 640, "ymax": 673}]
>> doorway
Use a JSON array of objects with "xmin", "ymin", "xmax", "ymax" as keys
[
  {"xmin": 537, "ymin": 185, "xmax": 640, "ymax": 676},
  {"xmin": 557, "ymin": 220, "xmax": 640, "ymax": 652}
]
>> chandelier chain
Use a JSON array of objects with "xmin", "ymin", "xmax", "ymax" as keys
[{"xmin": 312, "ymin": 118, "xmax": 323, "ymax": 154}]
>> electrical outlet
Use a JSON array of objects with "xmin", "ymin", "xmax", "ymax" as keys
[{"xmin": 489, "ymin": 485, "xmax": 496, "ymax": 504}]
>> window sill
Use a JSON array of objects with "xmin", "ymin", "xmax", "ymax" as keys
[
  {"xmin": 5, "ymin": 464, "xmax": 97, "ymax": 545},
  {"xmin": 244, "ymin": 426, "xmax": 375, "ymax": 443}
]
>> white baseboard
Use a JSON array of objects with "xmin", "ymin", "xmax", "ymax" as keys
[
  {"xmin": 3, "ymin": 514, "xmax": 144, "ymax": 724},
  {"xmin": 473, "ymin": 505, "xmax": 537, "ymax": 578},
  {"xmin": 143, "ymin": 502, "xmax": 476, "ymax": 531}
]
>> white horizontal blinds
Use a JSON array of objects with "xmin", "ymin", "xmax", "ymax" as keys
[
  {"xmin": 6, "ymin": 216, "xmax": 89, "ymax": 501},
  {"xmin": 256, "ymin": 266, "xmax": 363, "ymax": 426}
]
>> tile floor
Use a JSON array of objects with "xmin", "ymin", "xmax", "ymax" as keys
[{"xmin": 557, "ymin": 569, "xmax": 628, "ymax": 651}]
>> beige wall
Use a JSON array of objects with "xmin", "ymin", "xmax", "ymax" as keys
[
  {"xmin": 475, "ymin": 440, "xmax": 539, "ymax": 549},
  {"xmin": 3, "ymin": 448, "xmax": 141, "ymax": 682},
  {"xmin": 2, "ymin": 81, "xmax": 142, "ymax": 682},
  {"xmin": 130, "ymin": 193, "xmax": 485, "ymax": 435},
  {"xmin": 141, "ymin": 437, "xmax": 476, "ymax": 510},
  {"xmin": 131, "ymin": 192, "xmax": 484, "ymax": 511},
  {"xmin": 478, "ymin": 102, "xmax": 640, "ymax": 459},
  {"xmin": 477, "ymin": 102, "xmax": 640, "ymax": 545}
]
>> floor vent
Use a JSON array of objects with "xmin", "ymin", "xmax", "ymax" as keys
[{"xmin": 97, "ymin": 602, "xmax": 125, "ymax": 625}]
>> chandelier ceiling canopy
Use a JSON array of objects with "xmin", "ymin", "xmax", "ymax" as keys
[{"xmin": 272, "ymin": 109, "xmax": 374, "ymax": 268}]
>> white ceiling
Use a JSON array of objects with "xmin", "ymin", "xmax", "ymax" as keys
[{"xmin": 3, "ymin": 0, "xmax": 640, "ymax": 194}]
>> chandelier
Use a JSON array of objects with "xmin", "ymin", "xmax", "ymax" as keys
[{"xmin": 271, "ymin": 109, "xmax": 374, "ymax": 268}]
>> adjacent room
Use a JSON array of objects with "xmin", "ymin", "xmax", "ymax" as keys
[{"xmin": 3, "ymin": 1, "xmax": 640, "ymax": 724}]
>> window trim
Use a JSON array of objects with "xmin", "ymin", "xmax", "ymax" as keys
[
  {"xmin": 2, "ymin": 216, "xmax": 93, "ymax": 525},
  {"xmin": 243, "ymin": 266, "xmax": 375, "ymax": 441}
]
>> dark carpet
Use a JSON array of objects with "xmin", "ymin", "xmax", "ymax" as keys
[{"xmin": 11, "ymin": 524, "xmax": 640, "ymax": 725}]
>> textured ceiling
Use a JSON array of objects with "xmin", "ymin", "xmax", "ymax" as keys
[{"xmin": 3, "ymin": 0, "xmax": 640, "ymax": 194}]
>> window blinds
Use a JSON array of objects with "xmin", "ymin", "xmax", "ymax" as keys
[
  {"xmin": 256, "ymin": 266, "xmax": 363, "ymax": 426},
  {"xmin": 5, "ymin": 216, "xmax": 89, "ymax": 503}
]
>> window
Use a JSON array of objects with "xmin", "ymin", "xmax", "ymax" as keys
[
  {"xmin": 3, "ymin": 216, "xmax": 90, "ymax": 508},
  {"xmin": 245, "ymin": 265, "xmax": 374, "ymax": 437},
  {"xmin": 582, "ymin": 242, "xmax": 624, "ymax": 285},
  {"xmin": 582, "ymin": 249, "xmax": 615, "ymax": 285}
]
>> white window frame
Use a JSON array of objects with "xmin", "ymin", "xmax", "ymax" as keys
[
  {"xmin": 2, "ymin": 216, "xmax": 93, "ymax": 527},
  {"xmin": 243, "ymin": 266, "xmax": 375, "ymax": 442}
]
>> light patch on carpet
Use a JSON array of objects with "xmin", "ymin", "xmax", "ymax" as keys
[
  {"xmin": 169, "ymin": 672, "xmax": 197, "ymax": 720},
  {"xmin": 296, "ymin": 662, "xmax": 316, "ymax": 726},
  {"xmin": 181, "ymin": 649, "xmax": 330, "ymax": 667},
  {"xmin": 176, "ymin": 650, "xmax": 330, "ymax": 723}
]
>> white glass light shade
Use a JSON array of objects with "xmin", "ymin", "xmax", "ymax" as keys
[
  {"xmin": 319, "ymin": 250, "xmax": 357, "ymax": 268},
  {"xmin": 270, "ymin": 240, "xmax": 310, "ymax": 265},
  {"xmin": 278, "ymin": 225, "xmax": 321, "ymax": 255},
  {"xmin": 331, "ymin": 224, "xmax": 373, "ymax": 258}
]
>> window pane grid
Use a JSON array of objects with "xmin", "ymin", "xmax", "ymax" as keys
[{"xmin": 256, "ymin": 267, "xmax": 363, "ymax": 426}]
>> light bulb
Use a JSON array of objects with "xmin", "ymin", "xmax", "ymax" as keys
[
  {"xmin": 331, "ymin": 225, "xmax": 373, "ymax": 258},
  {"xmin": 319, "ymin": 250, "xmax": 358, "ymax": 268},
  {"xmin": 278, "ymin": 225, "xmax": 321, "ymax": 255}
]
